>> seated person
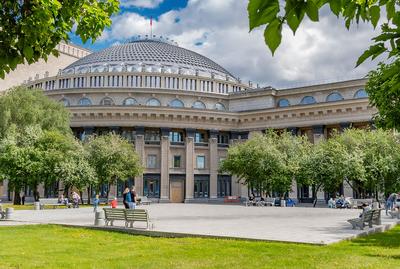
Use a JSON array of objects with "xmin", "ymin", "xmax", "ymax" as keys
[
  {"xmin": 328, "ymin": 198, "xmax": 336, "ymax": 208},
  {"xmin": 360, "ymin": 203, "xmax": 371, "ymax": 217}
]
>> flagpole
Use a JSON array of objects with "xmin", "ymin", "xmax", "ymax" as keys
[{"xmin": 150, "ymin": 16, "xmax": 153, "ymax": 38}]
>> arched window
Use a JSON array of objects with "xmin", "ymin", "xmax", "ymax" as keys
[
  {"xmin": 123, "ymin": 98, "xmax": 138, "ymax": 106},
  {"xmin": 326, "ymin": 92, "xmax": 344, "ymax": 102},
  {"xmin": 354, "ymin": 89, "xmax": 368, "ymax": 99},
  {"xmin": 78, "ymin": 97, "xmax": 92, "ymax": 106},
  {"xmin": 300, "ymin": 96, "xmax": 316, "ymax": 105},
  {"xmin": 100, "ymin": 97, "xmax": 114, "ymax": 106},
  {"xmin": 192, "ymin": 101, "xmax": 206, "ymax": 109},
  {"xmin": 215, "ymin": 102, "xmax": 226, "ymax": 111},
  {"xmin": 146, "ymin": 98, "xmax": 161, "ymax": 106},
  {"xmin": 169, "ymin": 99, "xmax": 184, "ymax": 108},
  {"xmin": 277, "ymin": 99, "xmax": 290, "ymax": 107},
  {"xmin": 60, "ymin": 98, "xmax": 70, "ymax": 107}
]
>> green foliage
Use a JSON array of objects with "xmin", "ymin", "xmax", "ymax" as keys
[
  {"xmin": 366, "ymin": 60, "xmax": 400, "ymax": 130},
  {"xmin": 248, "ymin": 0, "xmax": 399, "ymax": 63},
  {"xmin": 220, "ymin": 131, "xmax": 311, "ymax": 196},
  {"xmin": 85, "ymin": 133, "xmax": 143, "ymax": 196},
  {"xmin": 0, "ymin": 0, "xmax": 119, "ymax": 78},
  {"xmin": 0, "ymin": 86, "xmax": 71, "ymax": 138}
]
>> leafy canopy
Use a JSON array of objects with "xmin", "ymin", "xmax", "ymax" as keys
[
  {"xmin": 248, "ymin": 0, "xmax": 399, "ymax": 62},
  {"xmin": 0, "ymin": 86, "xmax": 71, "ymax": 138},
  {"xmin": 0, "ymin": 0, "xmax": 119, "ymax": 78},
  {"xmin": 85, "ymin": 133, "xmax": 143, "ymax": 192}
]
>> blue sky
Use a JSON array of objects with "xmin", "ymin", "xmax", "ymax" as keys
[
  {"xmin": 70, "ymin": 0, "xmax": 188, "ymax": 51},
  {"xmin": 69, "ymin": 0, "xmax": 381, "ymax": 88}
]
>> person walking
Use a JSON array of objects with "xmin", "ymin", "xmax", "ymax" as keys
[
  {"xmin": 130, "ymin": 187, "xmax": 137, "ymax": 210},
  {"xmin": 386, "ymin": 193, "xmax": 398, "ymax": 215},
  {"xmin": 123, "ymin": 188, "xmax": 131, "ymax": 209},
  {"xmin": 72, "ymin": 192, "xmax": 80, "ymax": 208},
  {"xmin": 93, "ymin": 194, "xmax": 100, "ymax": 212}
]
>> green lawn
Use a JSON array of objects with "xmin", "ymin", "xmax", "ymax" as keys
[{"xmin": 0, "ymin": 225, "xmax": 399, "ymax": 269}]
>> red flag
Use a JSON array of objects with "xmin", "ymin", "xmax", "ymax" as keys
[{"xmin": 150, "ymin": 16, "xmax": 152, "ymax": 26}]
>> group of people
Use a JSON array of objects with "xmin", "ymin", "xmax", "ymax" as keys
[
  {"xmin": 58, "ymin": 192, "xmax": 81, "ymax": 208},
  {"xmin": 122, "ymin": 187, "xmax": 137, "ymax": 209},
  {"xmin": 328, "ymin": 196, "xmax": 352, "ymax": 209}
]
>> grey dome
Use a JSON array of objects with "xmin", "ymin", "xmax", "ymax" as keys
[{"xmin": 65, "ymin": 40, "xmax": 234, "ymax": 78}]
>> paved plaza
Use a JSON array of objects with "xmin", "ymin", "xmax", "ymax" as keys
[{"xmin": 1, "ymin": 204, "xmax": 399, "ymax": 244}]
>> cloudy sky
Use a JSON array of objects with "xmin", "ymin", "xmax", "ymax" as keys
[{"xmin": 70, "ymin": 0, "xmax": 381, "ymax": 88}]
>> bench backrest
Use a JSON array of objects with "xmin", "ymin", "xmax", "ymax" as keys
[
  {"xmin": 103, "ymin": 208, "xmax": 126, "ymax": 220},
  {"xmin": 125, "ymin": 209, "xmax": 148, "ymax": 222},
  {"xmin": 355, "ymin": 199, "xmax": 373, "ymax": 206},
  {"xmin": 39, "ymin": 198, "xmax": 59, "ymax": 204},
  {"xmin": 361, "ymin": 210, "xmax": 373, "ymax": 222},
  {"xmin": 372, "ymin": 209, "xmax": 381, "ymax": 220}
]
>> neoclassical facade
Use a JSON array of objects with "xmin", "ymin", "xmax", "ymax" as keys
[{"xmin": 0, "ymin": 37, "xmax": 375, "ymax": 203}]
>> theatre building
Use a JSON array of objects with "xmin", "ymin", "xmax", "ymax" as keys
[{"xmin": 0, "ymin": 37, "xmax": 375, "ymax": 203}]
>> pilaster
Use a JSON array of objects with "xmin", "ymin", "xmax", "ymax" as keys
[
  {"xmin": 185, "ymin": 130, "xmax": 195, "ymax": 202},
  {"xmin": 209, "ymin": 136, "xmax": 218, "ymax": 199},
  {"xmin": 160, "ymin": 128, "xmax": 170, "ymax": 202},
  {"xmin": 134, "ymin": 127, "xmax": 145, "ymax": 196}
]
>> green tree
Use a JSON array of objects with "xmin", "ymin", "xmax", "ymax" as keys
[
  {"xmin": 366, "ymin": 60, "xmax": 400, "ymax": 130},
  {"xmin": 85, "ymin": 133, "xmax": 143, "ymax": 200},
  {"xmin": 0, "ymin": 86, "xmax": 71, "ymax": 138},
  {"xmin": 0, "ymin": 125, "xmax": 44, "ymax": 204},
  {"xmin": 297, "ymin": 137, "xmax": 364, "ymax": 206},
  {"xmin": 0, "ymin": 0, "xmax": 119, "ymax": 78},
  {"xmin": 220, "ymin": 132, "xmax": 310, "ymax": 197}
]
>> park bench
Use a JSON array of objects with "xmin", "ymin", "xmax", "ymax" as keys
[
  {"xmin": 0, "ymin": 204, "xmax": 5, "ymax": 220},
  {"xmin": 39, "ymin": 198, "xmax": 71, "ymax": 209},
  {"xmin": 347, "ymin": 209, "xmax": 381, "ymax": 230},
  {"xmin": 224, "ymin": 196, "xmax": 240, "ymax": 203},
  {"xmin": 103, "ymin": 208, "xmax": 126, "ymax": 226},
  {"xmin": 351, "ymin": 199, "xmax": 373, "ymax": 209},
  {"xmin": 125, "ymin": 209, "xmax": 150, "ymax": 229},
  {"xmin": 103, "ymin": 208, "xmax": 150, "ymax": 229},
  {"xmin": 388, "ymin": 210, "xmax": 400, "ymax": 219},
  {"xmin": 139, "ymin": 196, "xmax": 152, "ymax": 205}
]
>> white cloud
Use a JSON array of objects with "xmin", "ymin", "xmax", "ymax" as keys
[
  {"xmin": 120, "ymin": 0, "xmax": 164, "ymax": 8},
  {"xmin": 99, "ymin": 0, "xmax": 381, "ymax": 88}
]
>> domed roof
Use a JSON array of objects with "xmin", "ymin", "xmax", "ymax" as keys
[{"xmin": 64, "ymin": 39, "xmax": 234, "ymax": 78}]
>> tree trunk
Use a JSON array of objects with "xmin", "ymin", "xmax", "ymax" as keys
[
  {"xmin": 13, "ymin": 188, "xmax": 21, "ymax": 205},
  {"xmin": 79, "ymin": 190, "xmax": 84, "ymax": 205},
  {"xmin": 312, "ymin": 184, "xmax": 321, "ymax": 208},
  {"xmin": 106, "ymin": 182, "xmax": 111, "ymax": 203},
  {"xmin": 87, "ymin": 186, "xmax": 91, "ymax": 205}
]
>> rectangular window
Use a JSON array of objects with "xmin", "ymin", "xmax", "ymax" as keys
[
  {"xmin": 217, "ymin": 175, "xmax": 232, "ymax": 197},
  {"xmin": 217, "ymin": 133, "xmax": 230, "ymax": 144},
  {"xmin": 173, "ymin": 155, "xmax": 181, "ymax": 168},
  {"xmin": 194, "ymin": 175, "xmax": 209, "ymax": 198},
  {"xmin": 196, "ymin": 155, "xmax": 205, "ymax": 169},
  {"xmin": 147, "ymin": 155, "xmax": 157, "ymax": 168},
  {"xmin": 144, "ymin": 130, "xmax": 160, "ymax": 142},
  {"xmin": 169, "ymin": 131, "xmax": 183, "ymax": 142},
  {"xmin": 194, "ymin": 132, "xmax": 208, "ymax": 143},
  {"xmin": 143, "ymin": 174, "xmax": 160, "ymax": 198}
]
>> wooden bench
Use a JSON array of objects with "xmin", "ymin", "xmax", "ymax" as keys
[
  {"xmin": 0, "ymin": 204, "xmax": 5, "ymax": 220},
  {"xmin": 388, "ymin": 210, "xmax": 400, "ymax": 219},
  {"xmin": 347, "ymin": 209, "xmax": 381, "ymax": 230},
  {"xmin": 139, "ymin": 196, "xmax": 152, "ymax": 205},
  {"xmin": 125, "ymin": 209, "xmax": 150, "ymax": 229},
  {"xmin": 103, "ymin": 208, "xmax": 126, "ymax": 226},
  {"xmin": 39, "ymin": 198, "xmax": 71, "ymax": 209},
  {"xmin": 103, "ymin": 208, "xmax": 150, "ymax": 229},
  {"xmin": 351, "ymin": 199, "xmax": 373, "ymax": 209}
]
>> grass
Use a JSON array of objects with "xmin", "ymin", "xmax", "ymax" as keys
[{"xmin": 0, "ymin": 225, "xmax": 399, "ymax": 269}]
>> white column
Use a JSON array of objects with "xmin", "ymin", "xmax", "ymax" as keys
[
  {"xmin": 135, "ymin": 134, "xmax": 145, "ymax": 196},
  {"xmin": 160, "ymin": 135, "xmax": 170, "ymax": 202},
  {"xmin": 209, "ymin": 137, "xmax": 218, "ymax": 199},
  {"xmin": 185, "ymin": 136, "xmax": 195, "ymax": 202}
]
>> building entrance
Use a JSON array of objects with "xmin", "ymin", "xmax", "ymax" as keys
[{"xmin": 170, "ymin": 180, "xmax": 184, "ymax": 203}]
